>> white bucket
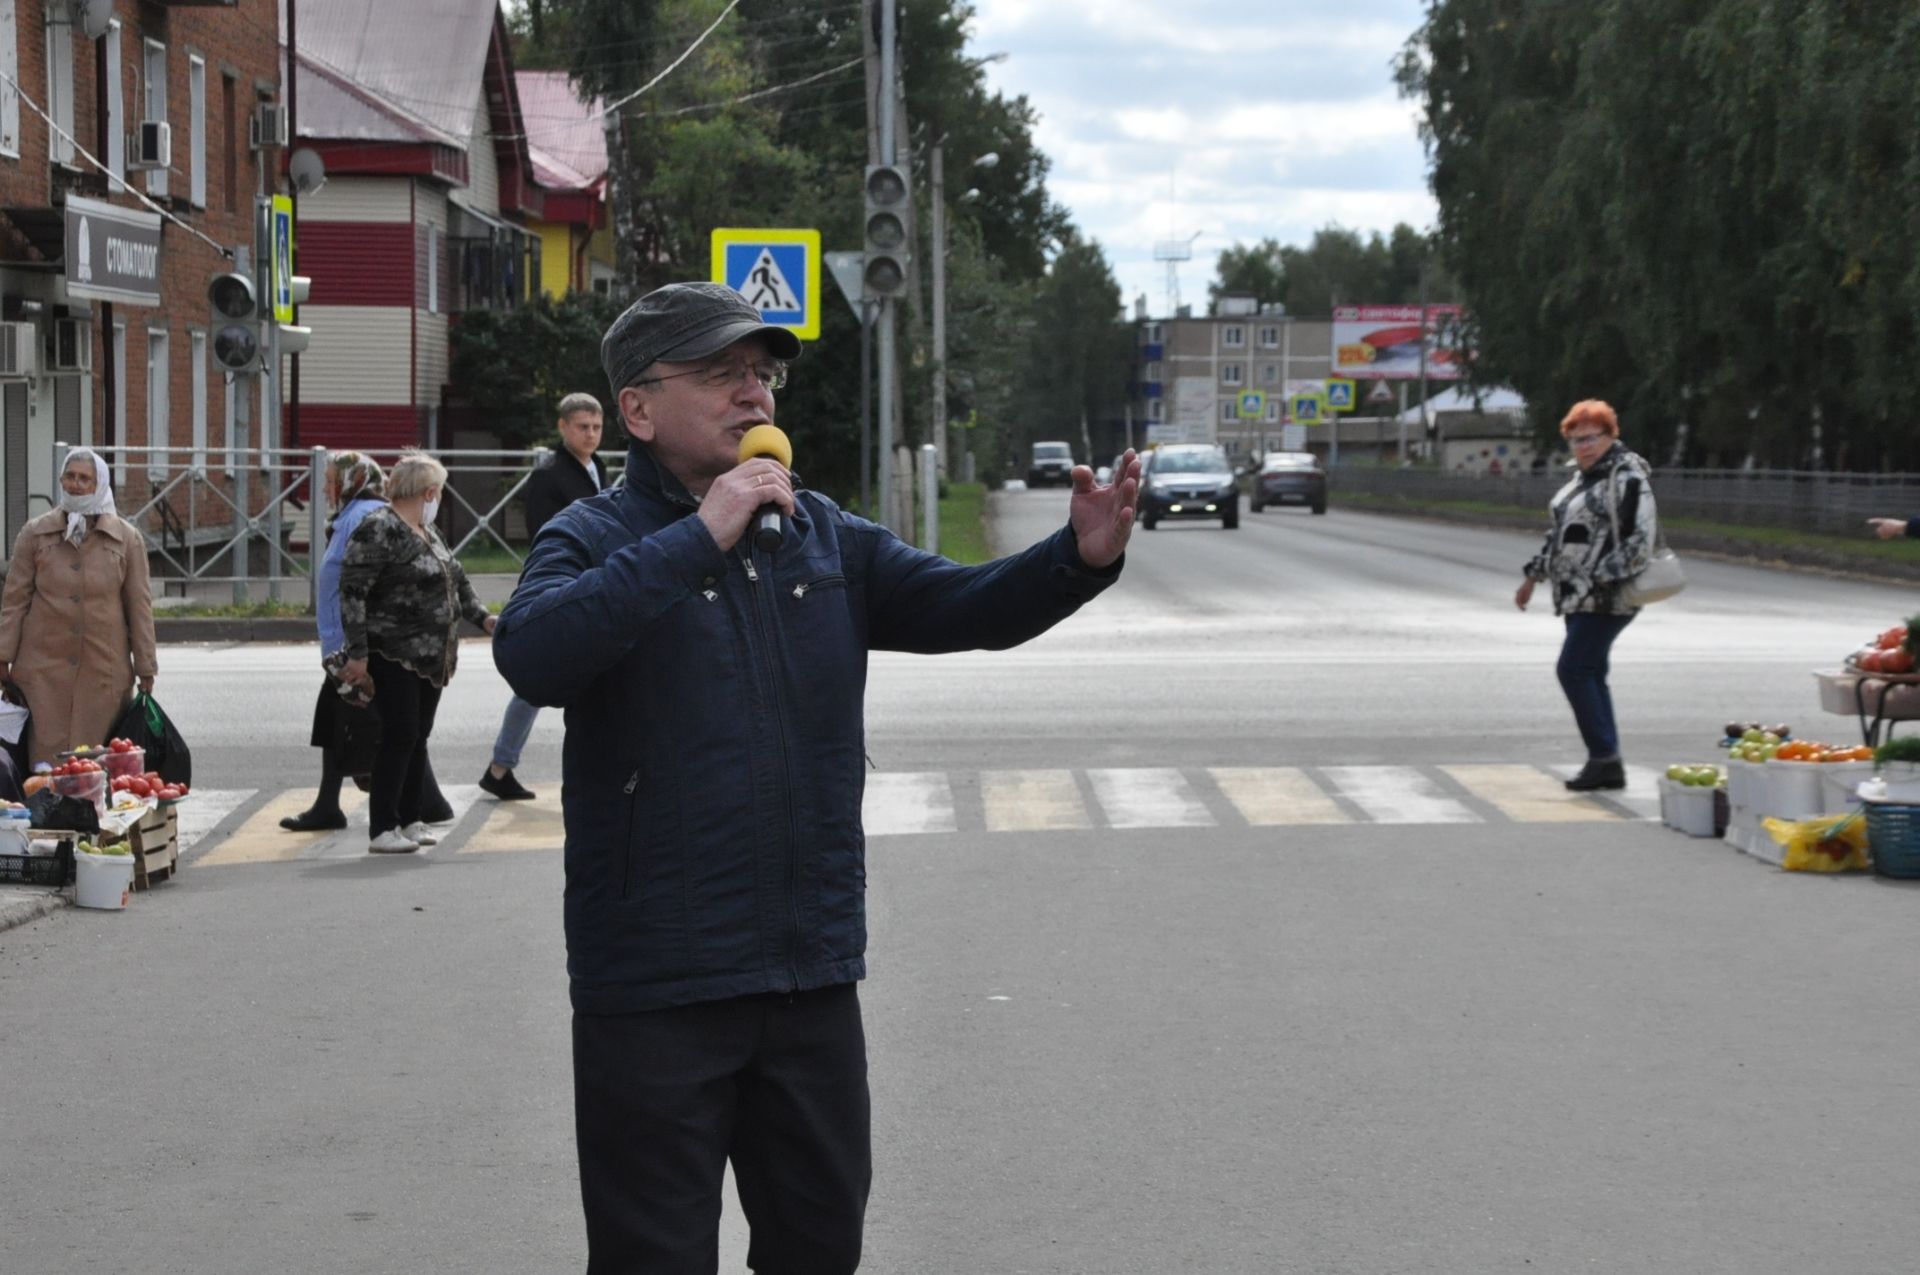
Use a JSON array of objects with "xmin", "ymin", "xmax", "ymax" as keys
[
  {"xmin": 1820, "ymin": 762, "xmax": 1875, "ymax": 809},
  {"xmin": 73, "ymin": 846, "xmax": 133, "ymax": 910},
  {"xmin": 1670, "ymin": 783, "xmax": 1719, "ymax": 837},
  {"xmin": 1764, "ymin": 761, "xmax": 1826, "ymax": 820}
]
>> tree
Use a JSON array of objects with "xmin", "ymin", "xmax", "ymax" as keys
[{"xmin": 1209, "ymin": 225, "xmax": 1452, "ymax": 316}]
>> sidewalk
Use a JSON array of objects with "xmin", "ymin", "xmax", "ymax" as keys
[{"xmin": 0, "ymin": 885, "xmax": 67, "ymax": 933}]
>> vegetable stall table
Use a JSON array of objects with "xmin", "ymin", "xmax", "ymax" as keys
[{"xmin": 1815, "ymin": 665, "xmax": 1920, "ymax": 749}]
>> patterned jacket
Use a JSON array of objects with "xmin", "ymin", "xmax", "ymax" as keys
[
  {"xmin": 338, "ymin": 505, "xmax": 490, "ymax": 686},
  {"xmin": 1523, "ymin": 444, "xmax": 1658, "ymax": 616}
]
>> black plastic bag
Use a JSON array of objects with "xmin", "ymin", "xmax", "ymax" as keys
[
  {"xmin": 0, "ymin": 680, "xmax": 28, "ymax": 798},
  {"xmin": 110, "ymin": 692, "xmax": 192, "ymax": 786},
  {"xmin": 26, "ymin": 788, "xmax": 99, "ymax": 836}
]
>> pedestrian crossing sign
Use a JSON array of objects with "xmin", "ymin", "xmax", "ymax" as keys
[
  {"xmin": 1290, "ymin": 389, "xmax": 1327, "ymax": 425},
  {"xmin": 711, "ymin": 228, "xmax": 822, "ymax": 341},
  {"xmin": 1237, "ymin": 390, "xmax": 1266, "ymax": 419},
  {"xmin": 1326, "ymin": 378, "xmax": 1356, "ymax": 413}
]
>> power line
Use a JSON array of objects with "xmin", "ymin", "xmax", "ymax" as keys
[
  {"xmin": 0, "ymin": 68, "xmax": 232, "ymax": 260},
  {"xmin": 625, "ymin": 56, "xmax": 862, "ymax": 120}
]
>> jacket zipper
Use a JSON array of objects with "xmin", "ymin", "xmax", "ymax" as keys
[
  {"xmin": 738, "ymin": 543, "xmax": 803, "ymax": 991},
  {"xmin": 620, "ymin": 769, "xmax": 640, "ymax": 899}
]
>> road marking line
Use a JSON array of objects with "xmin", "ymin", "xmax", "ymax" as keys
[
  {"xmin": 305, "ymin": 784, "xmax": 484, "ymax": 860},
  {"xmin": 1442, "ymin": 764, "xmax": 1623, "ymax": 822},
  {"xmin": 1209, "ymin": 767, "xmax": 1351, "ymax": 825},
  {"xmin": 464, "ymin": 797, "xmax": 566, "ymax": 853},
  {"xmin": 1088, "ymin": 768, "xmax": 1214, "ymax": 829},
  {"xmin": 195, "ymin": 789, "xmax": 370, "ymax": 865},
  {"xmin": 863, "ymin": 773, "xmax": 957, "ymax": 837},
  {"xmin": 1320, "ymin": 765, "xmax": 1480, "ymax": 825},
  {"xmin": 174, "ymin": 788, "xmax": 258, "ymax": 852},
  {"xmin": 982, "ymin": 770, "xmax": 1089, "ymax": 832},
  {"xmin": 1545, "ymin": 764, "xmax": 1663, "ymax": 820}
]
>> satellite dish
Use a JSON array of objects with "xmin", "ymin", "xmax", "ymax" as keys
[
  {"xmin": 288, "ymin": 147, "xmax": 327, "ymax": 196},
  {"xmin": 74, "ymin": 0, "xmax": 113, "ymax": 41}
]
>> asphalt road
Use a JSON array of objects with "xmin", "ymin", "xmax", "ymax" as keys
[{"xmin": 4, "ymin": 493, "xmax": 1919, "ymax": 1274}]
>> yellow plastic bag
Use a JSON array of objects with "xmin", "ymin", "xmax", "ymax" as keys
[{"xmin": 1763, "ymin": 812, "xmax": 1870, "ymax": 873}]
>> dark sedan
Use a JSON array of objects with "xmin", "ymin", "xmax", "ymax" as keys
[
  {"xmin": 1140, "ymin": 443, "xmax": 1239, "ymax": 530},
  {"xmin": 1249, "ymin": 452, "xmax": 1327, "ymax": 514}
]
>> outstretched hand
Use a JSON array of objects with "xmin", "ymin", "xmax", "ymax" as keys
[{"xmin": 1070, "ymin": 450, "xmax": 1142, "ymax": 570}]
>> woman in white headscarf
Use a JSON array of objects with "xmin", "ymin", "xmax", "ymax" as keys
[{"xmin": 0, "ymin": 447, "xmax": 157, "ymax": 766}]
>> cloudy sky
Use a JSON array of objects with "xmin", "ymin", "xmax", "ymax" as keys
[{"xmin": 969, "ymin": 0, "xmax": 1438, "ymax": 316}]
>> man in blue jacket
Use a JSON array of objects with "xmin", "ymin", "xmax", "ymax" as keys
[{"xmin": 493, "ymin": 281, "xmax": 1141, "ymax": 1273}]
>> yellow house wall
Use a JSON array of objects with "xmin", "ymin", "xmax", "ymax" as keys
[{"xmin": 536, "ymin": 221, "xmax": 575, "ymax": 297}]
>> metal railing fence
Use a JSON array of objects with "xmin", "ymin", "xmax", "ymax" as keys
[
  {"xmin": 1330, "ymin": 465, "xmax": 1920, "ymax": 535},
  {"xmin": 54, "ymin": 443, "xmax": 622, "ymax": 611}
]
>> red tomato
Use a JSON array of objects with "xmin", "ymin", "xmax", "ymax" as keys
[
  {"xmin": 1884, "ymin": 648, "xmax": 1916, "ymax": 674},
  {"xmin": 1879, "ymin": 625, "xmax": 1909, "ymax": 650},
  {"xmin": 129, "ymin": 778, "xmax": 151, "ymax": 797},
  {"xmin": 1860, "ymin": 649, "xmax": 1886, "ymax": 673}
]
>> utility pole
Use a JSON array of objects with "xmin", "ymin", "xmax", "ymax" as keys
[{"xmin": 872, "ymin": 0, "xmax": 901, "ymax": 535}]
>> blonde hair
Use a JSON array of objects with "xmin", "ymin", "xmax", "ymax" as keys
[{"xmin": 386, "ymin": 449, "xmax": 448, "ymax": 501}]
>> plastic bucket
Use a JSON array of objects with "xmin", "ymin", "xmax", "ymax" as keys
[
  {"xmin": 1820, "ymin": 761, "xmax": 1874, "ymax": 809},
  {"xmin": 1764, "ymin": 761, "xmax": 1825, "ymax": 821},
  {"xmin": 1670, "ymin": 783, "xmax": 1718, "ymax": 837},
  {"xmin": 1878, "ymin": 762, "xmax": 1920, "ymax": 803},
  {"xmin": 73, "ymin": 847, "xmax": 133, "ymax": 910},
  {"xmin": 100, "ymin": 747, "xmax": 145, "ymax": 781}
]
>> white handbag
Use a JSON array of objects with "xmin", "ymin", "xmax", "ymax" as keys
[{"xmin": 1608, "ymin": 468, "xmax": 1685, "ymax": 607}]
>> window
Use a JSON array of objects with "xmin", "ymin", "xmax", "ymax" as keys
[
  {"xmin": 1145, "ymin": 322, "xmax": 1162, "ymax": 343},
  {"xmin": 222, "ymin": 73, "xmax": 237, "ymax": 211},
  {"xmin": 1220, "ymin": 399, "xmax": 1237, "ymax": 423},
  {"xmin": 190, "ymin": 330, "xmax": 207, "ymax": 470},
  {"xmin": 1259, "ymin": 326, "xmax": 1279, "ymax": 348},
  {"xmin": 1147, "ymin": 399, "xmax": 1163, "ymax": 422},
  {"xmin": 188, "ymin": 55, "xmax": 205, "ymax": 207},
  {"xmin": 143, "ymin": 39, "xmax": 167, "ymax": 198},
  {"xmin": 1222, "ymin": 325, "xmax": 1244, "ymax": 348},
  {"xmin": 1266, "ymin": 399, "xmax": 1281, "ymax": 423},
  {"xmin": 0, "ymin": 0, "xmax": 18, "ymax": 157},
  {"xmin": 47, "ymin": 7, "xmax": 73, "ymax": 165},
  {"xmin": 146, "ymin": 328, "xmax": 170, "ymax": 478},
  {"xmin": 1143, "ymin": 361, "xmax": 1160, "ymax": 383},
  {"xmin": 1221, "ymin": 363, "xmax": 1243, "ymax": 386},
  {"xmin": 105, "ymin": 22, "xmax": 123, "ymax": 186}
]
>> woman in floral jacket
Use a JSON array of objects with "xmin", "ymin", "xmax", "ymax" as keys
[
  {"xmin": 1515, "ymin": 400, "xmax": 1657, "ymax": 792},
  {"xmin": 338, "ymin": 451, "xmax": 496, "ymax": 853}
]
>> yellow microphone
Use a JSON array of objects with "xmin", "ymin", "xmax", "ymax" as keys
[{"xmin": 737, "ymin": 424, "xmax": 793, "ymax": 551}]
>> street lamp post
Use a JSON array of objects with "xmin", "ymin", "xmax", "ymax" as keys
[{"xmin": 930, "ymin": 143, "xmax": 996, "ymax": 482}]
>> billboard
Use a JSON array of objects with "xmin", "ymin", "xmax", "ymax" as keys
[{"xmin": 1331, "ymin": 304, "xmax": 1464, "ymax": 381}]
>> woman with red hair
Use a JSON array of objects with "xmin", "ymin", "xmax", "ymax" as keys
[{"xmin": 1514, "ymin": 400, "xmax": 1660, "ymax": 791}]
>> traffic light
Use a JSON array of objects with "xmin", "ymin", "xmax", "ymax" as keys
[
  {"xmin": 278, "ymin": 274, "xmax": 312, "ymax": 354},
  {"xmin": 862, "ymin": 164, "xmax": 911, "ymax": 298},
  {"xmin": 208, "ymin": 270, "xmax": 259, "ymax": 372}
]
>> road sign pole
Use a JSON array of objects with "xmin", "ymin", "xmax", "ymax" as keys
[{"xmin": 860, "ymin": 298, "xmax": 872, "ymax": 515}]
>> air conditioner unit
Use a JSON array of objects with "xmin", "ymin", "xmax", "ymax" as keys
[
  {"xmin": 250, "ymin": 103, "xmax": 289, "ymax": 151},
  {"xmin": 127, "ymin": 120, "xmax": 171, "ymax": 171},
  {"xmin": 48, "ymin": 317, "xmax": 91, "ymax": 373},
  {"xmin": 0, "ymin": 321, "xmax": 37, "ymax": 378}
]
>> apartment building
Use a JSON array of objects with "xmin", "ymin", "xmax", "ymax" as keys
[{"xmin": 1133, "ymin": 298, "xmax": 1333, "ymax": 460}]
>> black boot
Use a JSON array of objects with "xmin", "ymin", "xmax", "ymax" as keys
[
  {"xmin": 1565, "ymin": 759, "xmax": 1627, "ymax": 791},
  {"xmin": 280, "ymin": 806, "xmax": 347, "ymax": 832}
]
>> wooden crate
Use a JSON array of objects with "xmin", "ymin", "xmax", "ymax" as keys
[{"xmin": 128, "ymin": 804, "xmax": 178, "ymax": 890}]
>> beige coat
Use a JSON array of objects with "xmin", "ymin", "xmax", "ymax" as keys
[{"xmin": 0, "ymin": 510, "xmax": 158, "ymax": 766}]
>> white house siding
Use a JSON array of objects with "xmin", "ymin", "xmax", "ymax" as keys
[
  {"xmin": 416, "ymin": 312, "xmax": 448, "ymax": 409},
  {"xmin": 453, "ymin": 89, "xmax": 500, "ymax": 218},
  {"xmin": 299, "ymin": 175, "xmax": 412, "ymax": 224},
  {"xmin": 295, "ymin": 306, "xmax": 413, "ymax": 405}
]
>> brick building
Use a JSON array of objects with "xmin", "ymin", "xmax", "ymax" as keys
[
  {"xmin": 0, "ymin": 0, "xmax": 283, "ymax": 569},
  {"xmin": 289, "ymin": 0, "xmax": 540, "ymax": 453}
]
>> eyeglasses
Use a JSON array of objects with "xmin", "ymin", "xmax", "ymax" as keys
[
  {"xmin": 1566, "ymin": 432, "xmax": 1609, "ymax": 447},
  {"xmin": 634, "ymin": 359, "xmax": 789, "ymax": 393}
]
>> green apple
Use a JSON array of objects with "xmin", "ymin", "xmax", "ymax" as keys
[{"xmin": 1741, "ymin": 728, "xmax": 1764, "ymax": 743}]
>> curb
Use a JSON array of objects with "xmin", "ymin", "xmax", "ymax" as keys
[
  {"xmin": 1338, "ymin": 500, "xmax": 1920, "ymax": 585},
  {"xmin": 0, "ymin": 886, "xmax": 68, "ymax": 934},
  {"xmin": 155, "ymin": 617, "xmax": 317, "ymax": 643}
]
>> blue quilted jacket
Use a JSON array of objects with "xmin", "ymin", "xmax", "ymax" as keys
[{"xmin": 493, "ymin": 443, "xmax": 1121, "ymax": 1013}]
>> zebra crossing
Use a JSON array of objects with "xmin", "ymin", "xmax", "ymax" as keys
[{"xmin": 175, "ymin": 763, "xmax": 1662, "ymax": 866}]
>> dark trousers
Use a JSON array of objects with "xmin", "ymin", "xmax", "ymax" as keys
[
  {"xmin": 367, "ymin": 654, "xmax": 441, "ymax": 836},
  {"xmin": 574, "ymin": 984, "xmax": 872, "ymax": 1275},
  {"xmin": 1558, "ymin": 611, "xmax": 1636, "ymax": 760}
]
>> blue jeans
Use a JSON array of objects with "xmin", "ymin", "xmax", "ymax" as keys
[
  {"xmin": 491, "ymin": 694, "xmax": 540, "ymax": 770},
  {"xmin": 1558, "ymin": 612, "xmax": 1636, "ymax": 760}
]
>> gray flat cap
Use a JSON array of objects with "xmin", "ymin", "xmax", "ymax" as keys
[{"xmin": 602, "ymin": 282, "xmax": 803, "ymax": 396}]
